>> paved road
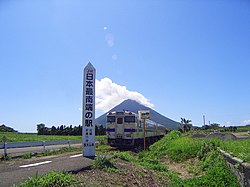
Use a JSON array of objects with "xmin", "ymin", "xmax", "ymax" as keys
[
  {"xmin": 0, "ymin": 143, "xmax": 82, "ymax": 158},
  {"xmin": 0, "ymin": 152, "xmax": 92, "ymax": 187}
]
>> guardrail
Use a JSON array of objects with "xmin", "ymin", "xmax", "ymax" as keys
[
  {"xmin": 0, "ymin": 140, "xmax": 81, "ymax": 149},
  {"xmin": 0, "ymin": 138, "xmax": 105, "ymax": 156}
]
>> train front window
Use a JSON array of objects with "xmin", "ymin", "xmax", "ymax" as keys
[
  {"xmin": 124, "ymin": 116, "xmax": 135, "ymax": 123},
  {"xmin": 107, "ymin": 116, "xmax": 115, "ymax": 123},
  {"xmin": 117, "ymin": 118, "xmax": 123, "ymax": 124}
]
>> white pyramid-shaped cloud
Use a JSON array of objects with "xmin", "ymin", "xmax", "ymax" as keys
[{"xmin": 96, "ymin": 77, "xmax": 154, "ymax": 112}]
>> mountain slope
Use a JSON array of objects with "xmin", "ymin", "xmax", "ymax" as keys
[{"xmin": 95, "ymin": 99, "xmax": 179, "ymax": 129}]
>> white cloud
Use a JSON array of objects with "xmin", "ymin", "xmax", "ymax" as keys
[
  {"xmin": 96, "ymin": 77, "xmax": 154, "ymax": 112},
  {"xmin": 105, "ymin": 33, "xmax": 114, "ymax": 47},
  {"xmin": 243, "ymin": 119, "xmax": 250, "ymax": 124},
  {"xmin": 112, "ymin": 54, "xmax": 118, "ymax": 61}
]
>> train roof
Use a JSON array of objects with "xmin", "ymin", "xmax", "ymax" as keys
[
  {"xmin": 107, "ymin": 110, "xmax": 165, "ymax": 128},
  {"xmin": 107, "ymin": 110, "xmax": 136, "ymax": 116}
]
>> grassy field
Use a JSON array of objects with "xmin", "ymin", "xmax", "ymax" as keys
[
  {"xmin": 219, "ymin": 138, "xmax": 250, "ymax": 162},
  {"xmin": 0, "ymin": 132, "xmax": 105, "ymax": 142},
  {"xmin": 235, "ymin": 125, "xmax": 250, "ymax": 132}
]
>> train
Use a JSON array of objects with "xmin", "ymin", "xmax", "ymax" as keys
[{"xmin": 106, "ymin": 110, "xmax": 166, "ymax": 149}]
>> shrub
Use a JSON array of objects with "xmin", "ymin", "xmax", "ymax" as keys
[
  {"xmin": 92, "ymin": 156, "xmax": 118, "ymax": 173},
  {"xmin": 1, "ymin": 154, "xmax": 12, "ymax": 160},
  {"xmin": 23, "ymin": 152, "xmax": 33, "ymax": 159},
  {"xmin": 18, "ymin": 172, "xmax": 77, "ymax": 187}
]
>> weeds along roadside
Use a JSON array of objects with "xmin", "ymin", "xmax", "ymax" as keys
[{"xmin": 17, "ymin": 172, "xmax": 78, "ymax": 187}]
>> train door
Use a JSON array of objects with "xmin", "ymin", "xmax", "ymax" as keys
[{"xmin": 116, "ymin": 117, "xmax": 124, "ymax": 138}]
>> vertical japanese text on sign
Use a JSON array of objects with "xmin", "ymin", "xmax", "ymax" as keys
[{"xmin": 82, "ymin": 63, "xmax": 96, "ymax": 157}]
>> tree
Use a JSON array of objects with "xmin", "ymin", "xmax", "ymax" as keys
[
  {"xmin": 37, "ymin": 124, "xmax": 45, "ymax": 135},
  {"xmin": 210, "ymin": 123, "xmax": 220, "ymax": 129},
  {"xmin": 99, "ymin": 125, "xmax": 106, "ymax": 135},
  {"xmin": 180, "ymin": 118, "xmax": 192, "ymax": 133},
  {"xmin": 51, "ymin": 126, "xmax": 56, "ymax": 135},
  {"xmin": 202, "ymin": 124, "xmax": 210, "ymax": 130}
]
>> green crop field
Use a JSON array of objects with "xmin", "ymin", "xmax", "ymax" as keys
[
  {"xmin": 0, "ymin": 132, "xmax": 106, "ymax": 142},
  {"xmin": 235, "ymin": 126, "xmax": 250, "ymax": 132}
]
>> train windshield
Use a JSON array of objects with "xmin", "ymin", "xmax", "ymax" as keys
[
  {"xmin": 124, "ymin": 116, "xmax": 135, "ymax": 123},
  {"xmin": 107, "ymin": 116, "xmax": 115, "ymax": 123},
  {"xmin": 117, "ymin": 118, "xmax": 123, "ymax": 124}
]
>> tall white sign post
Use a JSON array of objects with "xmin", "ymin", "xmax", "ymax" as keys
[{"xmin": 82, "ymin": 62, "xmax": 96, "ymax": 158}]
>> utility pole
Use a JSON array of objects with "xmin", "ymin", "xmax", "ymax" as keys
[
  {"xmin": 139, "ymin": 110, "xmax": 150, "ymax": 151},
  {"xmin": 143, "ymin": 118, "xmax": 146, "ymax": 150}
]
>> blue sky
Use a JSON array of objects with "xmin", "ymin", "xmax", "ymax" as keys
[{"xmin": 0, "ymin": 0, "xmax": 250, "ymax": 132}]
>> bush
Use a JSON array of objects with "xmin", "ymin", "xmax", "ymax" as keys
[
  {"xmin": 92, "ymin": 156, "xmax": 118, "ymax": 173},
  {"xmin": 1, "ymin": 154, "xmax": 12, "ymax": 160},
  {"xmin": 23, "ymin": 152, "xmax": 33, "ymax": 159}
]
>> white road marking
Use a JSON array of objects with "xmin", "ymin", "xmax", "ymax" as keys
[
  {"xmin": 70, "ymin": 154, "xmax": 82, "ymax": 158},
  {"xmin": 19, "ymin": 161, "xmax": 52, "ymax": 168}
]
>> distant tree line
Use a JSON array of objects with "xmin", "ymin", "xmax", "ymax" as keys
[
  {"xmin": 37, "ymin": 124, "xmax": 106, "ymax": 136},
  {"xmin": 201, "ymin": 123, "xmax": 220, "ymax": 130},
  {"xmin": 222, "ymin": 126, "xmax": 237, "ymax": 132},
  {"xmin": 0, "ymin": 124, "xmax": 17, "ymax": 132},
  {"xmin": 201, "ymin": 123, "xmax": 237, "ymax": 132}
]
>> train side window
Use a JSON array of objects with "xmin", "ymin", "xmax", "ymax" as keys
[
  {"xmin": 107, "ymin": 116, "xmax": 115, "ymax": 123},
  {"xmin": 124, "ymin": 116, "xmax": 135, "ymax": 123},
  {"xmin": 117, "ymin": 118, "xmax": 123, "ymax": 124}
]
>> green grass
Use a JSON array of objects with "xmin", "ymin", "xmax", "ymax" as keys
[
  {"xmin": 39, "ymin": 147, "xmax": 81, "ymax": 157},
  {"xmin": 22, "ymin": 152, "xmax": 33, "ymax": 159},
  {"xmin": 17, "ymin": 172, "xmax": 77, "ymax": 187},
  {"xmin": 92, "ymin": 156, "xmax": 118, "ymax": 173},
  {"xmin": 0, "ymin": 132, "xmax": 82, "ymax": 142},
  {"xmin": 174, "ymin": 150, "xmax": 240, "ymax": 187},
  {"xmin": 219, "ymin": 139, "xmax": 250, "ymax": 162},
  {"xmin": 0, "ymin": 132, "xmax": 106, "ymax": 142},
  {"xmin": 234, "ymin": 126, "xmax": 250, "ymax": 132},
  {"xmin": 112, "ymin": 131, "xmax": 240, "ymax": 186},
  {"xmin": 113, "ymin": 150, "xmax": 169, "ymax": 172}
]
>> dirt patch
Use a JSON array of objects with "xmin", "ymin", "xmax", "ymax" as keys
[
  {"xmin": 191, "ymin": 133, "xmax": 207, "ymax": 138},
  {"xmin": 206, "ymin": 133, "xmax": 237, "ymax": 140},
  {"xmin": 161, "ymin": 158, "xmax": 201, "ymax": 179},
  {"xmin": 75, "ymin": 158, "xmax": 169, "ymax": 187}
]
